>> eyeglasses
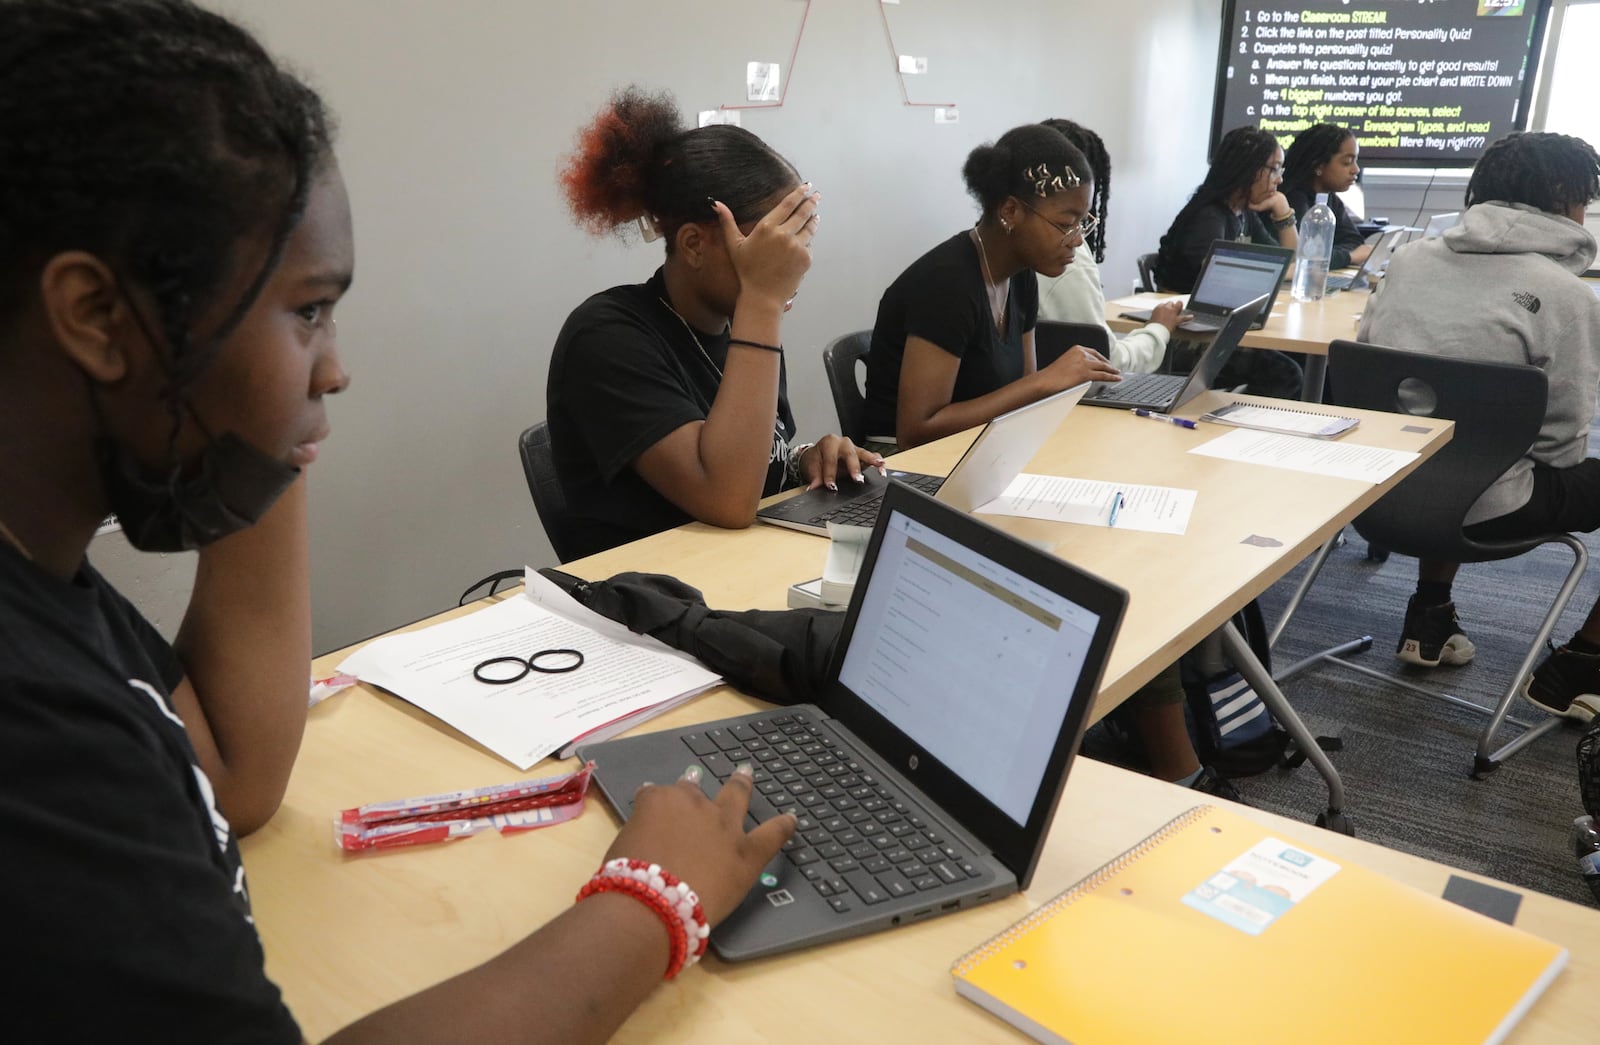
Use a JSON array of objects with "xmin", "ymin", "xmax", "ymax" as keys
[
  {"xmin": 1264, "ymin": 163, "xmax": 1285, "ymax": 176},
  {"xmin": 1018, "ymin": 199, "xmax": 1098, "ymax": 243}
]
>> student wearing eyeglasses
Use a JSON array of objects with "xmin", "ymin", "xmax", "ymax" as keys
[{"xmin": 861, "ymin": 124, "xmax": 1122, "ymax": 452}]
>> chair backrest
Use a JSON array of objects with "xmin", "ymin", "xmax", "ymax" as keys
[
  {"xmin": 1034, "ymin": 321, "xmax": 1113, "ymax": 368},
  {"xmin": 518, "ymin": 422, "xmax": 582, "ymax": 563},
  {"xmin": 1326, "ymin": 339, "xmax": 1550, "ymax": 563},
  {"xmin": 822, "ymin": 330, "xmax": 872, "ymax": 442},
  {"xmin": 1136, "ymin": 252, "xmax": 1159, "ymax": 293}
]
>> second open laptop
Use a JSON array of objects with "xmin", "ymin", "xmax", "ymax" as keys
[
  {"xmin": 1080, "ymin": 293, "xmax": 1266, "ymax": 413},
  {"xmin": 755, "ymin": 382, "xmax": 1088, "ymax": 536},
  {"xmin": 1326, "ymin": 226, "xmax": 1408, "ymax": 292},
  {"xmin": 1122, "ymin": 239, "xmax": 1292, "ymax": 332},
  {"xmin": 579, "ymin": 481, "xmax": 1127, "ymax": 960}
]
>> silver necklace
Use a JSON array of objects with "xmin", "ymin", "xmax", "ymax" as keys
[
  {"xmin": 658, "ymin": 296, "xmax": 724, "ymax": 378},
  {"xmin": 0, "ymin": 516, "xmax": 33, "ymax": 562},
  {"xmin": 970, "ymin": 226, "xmax": 1009, "ymax": 331}
]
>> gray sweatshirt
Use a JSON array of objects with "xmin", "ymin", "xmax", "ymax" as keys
[{"xmin": 1358, "ymin": 201, "xmax": 1600, "ymax": 524}]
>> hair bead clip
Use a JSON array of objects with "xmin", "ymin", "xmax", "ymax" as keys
[
  {"xmin": 638, "ymin": 214, "xmax": 663, "ymax": 243},
  {"xmin": 1022, "ymin": 162, "xmax": 1081, "ymax": 196}
]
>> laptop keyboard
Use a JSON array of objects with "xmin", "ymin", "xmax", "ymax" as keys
[
  {"xmin": 1090, "ymin": 372, "xmax": 1185, "ymax": 404},
  {"xmin": 680, "ymin": 710, "xmax": 982, "ymax": 913},
  {"xmin": 771, "ymin": 471, "xmax": 945, "ymax": 528}
]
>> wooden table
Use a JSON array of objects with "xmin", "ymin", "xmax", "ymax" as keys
[
  {"xmin": 245, "ymin": 398, "xmax": 1600, "ymax": 1044},
  {"xmin": 1107, "ymin": 289, "xmax": 1369, "ymax": 401}
]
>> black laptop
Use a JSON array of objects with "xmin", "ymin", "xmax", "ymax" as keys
[
  {"xmin": 1123, "ymin": 239, "xmax": 1291, "ymax": 332},
  {"xmin": 578, "ymin": 482, "xmax": 1126, "ymax": 960},
  {"xmin": 1080, "ymin": 294, "xmax": 1265, "ymax": 412}
]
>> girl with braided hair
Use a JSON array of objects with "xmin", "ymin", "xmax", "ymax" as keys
[
  {"xmin": 0, "ymin": 3, "xmax": 791, "ymax": 1041},
  {"xmin": 548, "ymin": 86, "xmax": 879, "ymax": 557},
  {"xmin": 863, "ymin": 123, "xmax": 1122, "ymax": 451},
  {"xmin": 1034, "ymin": 117, "xmax": 1184, "ymax": 374},
  {"xmin": 1281, "ymin": 122, "xmax": 1372, "ymax": 272}
]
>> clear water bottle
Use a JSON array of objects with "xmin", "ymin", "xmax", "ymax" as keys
[
  {"xmin": 1290, "ymin": 192, "xmax": 1336, "ymax": 303},
  {"xmin": 1574, "ymin": 815, "xmax": 1600, "ymax": 905}
]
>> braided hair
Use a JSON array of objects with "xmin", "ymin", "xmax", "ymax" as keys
[
  {"xmin": 560, "ymin": 85, "xmax": 799, "ymax": 250},
  {"xmin": 1282, "ymin": 123, "xmax": 1353, "ymax": 196},
  {"xmin": 962, "ymin": 124, "xmax": 1092, "ymax": 219},
  {"xmin": 1174, "ymin": 126, "xmax": 1280, "ymax": 221},
  {"xmin": 0, "ymin": 0, "xmax": 332, "ymax": 396},
  {"xmin": 1040, "ymin": 118, "xmax": 1111, "ymax": 262},
  {"xmin": 1466, "ymin": 132, "xmax": 1600, "ymax": 214}
]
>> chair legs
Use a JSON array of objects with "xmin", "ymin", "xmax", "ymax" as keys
[{"xmin": 1271, "ymin": 533, "xmax": 1590, "ymax": 778}]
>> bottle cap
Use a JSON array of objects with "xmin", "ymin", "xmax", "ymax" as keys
[{"xmin": 1315, "ymin": 193, "xmax": 1329, "ymax": 205}]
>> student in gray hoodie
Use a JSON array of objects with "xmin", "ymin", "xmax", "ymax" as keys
[{"xmin": 1359, "ymin": 132, "xmax": 1600, "ymax": 720}]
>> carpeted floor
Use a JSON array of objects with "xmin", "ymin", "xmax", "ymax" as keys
[{"xmin": 1085, "ymin": 529, "xmax": 1600, "ymax": 908}]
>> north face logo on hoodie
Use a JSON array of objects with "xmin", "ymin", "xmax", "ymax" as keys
[{"xmin": 1512, "ymin": 290, "xmax": 1541, "ymax": 314}]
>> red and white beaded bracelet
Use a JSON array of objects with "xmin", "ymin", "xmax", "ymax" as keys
[{"xmin": 575, "ymin": 857, "xmax": 710, "ymax": 979}]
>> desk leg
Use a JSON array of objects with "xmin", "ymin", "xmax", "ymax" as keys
[
  {"xmin": 1220, "ymin": 621, "xmax": 1353, "ymax": 835},
  {"xmin": 1301, "ymin": 354, "xmax": 1327, "ymax": 403}
]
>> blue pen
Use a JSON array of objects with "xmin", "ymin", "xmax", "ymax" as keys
[
  {"xmin": 1106, "ymin": 491, "xmax": 1124, "ymax": 528},
  {"xmin": 1132, "ymin": 408, "xmax": 1198, "ymax": 430}
]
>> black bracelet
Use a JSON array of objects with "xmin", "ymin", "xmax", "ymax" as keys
[
  {"xmin": 729, "ymin": 337, "xmax": 783, "ymax": 353},
  {"xmin": 1271, "ymin": 213, "xmax": 1296, "ymax": 230}
]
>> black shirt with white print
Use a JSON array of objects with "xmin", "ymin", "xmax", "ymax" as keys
[{"xmin": 0, "ymin": 540, "xmax": 299, "ymax": 1042}]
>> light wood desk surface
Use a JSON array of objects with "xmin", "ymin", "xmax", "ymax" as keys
[
  {"xmin": 235, "ymin": 398, "xmax": 1600, "ymax": 1044},
  {"xmin": 1105, "ymin": 287, "xmax": 1369, "ymax": 356}
]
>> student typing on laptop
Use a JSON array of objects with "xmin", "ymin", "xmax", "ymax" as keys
[
  {"xmin": 860, "ymin": 123, "xmax": 1122, "ymax": 453},
  {"xmin": 546, "ymin": 87, "xmax": 882, "ymax": 559},
  {"xmin": 1152, "ymin": 126, "xmax": 1304, "ymax": 399}
]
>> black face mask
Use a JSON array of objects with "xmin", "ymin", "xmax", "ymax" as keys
[{"xmin": 96, "ymin": 432, "xmax": 300, "ymax": 552}]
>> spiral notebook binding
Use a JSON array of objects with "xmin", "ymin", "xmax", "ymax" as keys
[{"xmin": 950, "ymin": 805, "xmax": 1212, "ymax": 976}]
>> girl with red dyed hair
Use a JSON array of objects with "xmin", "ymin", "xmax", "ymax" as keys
[{"xmin": 549, "ymin": 86, "xmax": 879, "ymax": 558}]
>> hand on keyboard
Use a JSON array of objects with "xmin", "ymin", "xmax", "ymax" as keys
[{"xmin": 1041, "ymin": 342, "xmax": 1122, "ymax": 389}]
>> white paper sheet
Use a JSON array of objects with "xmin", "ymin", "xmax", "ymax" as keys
[
  {"xmin": 1188, "ymin": 429, "xmax": 1419, "ymax": 484},
  {"xmin": 1108, "ymin": 291, "xmax": 1188, "ymax": 310},
  {"xmin": 976, "ymin": 473, "xmax": 1197, "ymax": 535},
  {"xmin": 339, "ymin": 572, "xmax": 721, "ymax": 770}
]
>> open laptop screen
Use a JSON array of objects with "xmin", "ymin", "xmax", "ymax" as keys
[
  {"xmin": 837, "ymin": 506, "xmax": 1100, "ymax": 825},
  {"xmin": 1195, "ymin": 244, "xmax": 1286, "ymax": 310}
]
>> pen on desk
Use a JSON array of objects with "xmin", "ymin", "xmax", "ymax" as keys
[
  {"xmin": 1131, "ymin": 408, "xmax": 1198, "ymax": 430},
  {"xmin": 1106, "ymin": 491, "xmax": 1124, "ymax": 528}
]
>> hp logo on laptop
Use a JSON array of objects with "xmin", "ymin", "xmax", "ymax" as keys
[{"xmin": 908, "ymin": 754, "xmax": 919, "ymax": 771}]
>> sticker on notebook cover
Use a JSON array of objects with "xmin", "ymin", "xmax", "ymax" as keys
[{"xmin": 1180, "ymin": 837, "xmax": 1340, "ymax": 936}]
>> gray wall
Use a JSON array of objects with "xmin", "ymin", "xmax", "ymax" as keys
[{"xmin": 109, "ymin": 0, "xmax": 1224, "ymax": 653}]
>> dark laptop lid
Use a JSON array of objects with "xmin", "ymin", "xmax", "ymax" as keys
[
  {"xmin": 822, "ymin": 482, "xmax": 1127, "ymax": 889},
  {"xmin": 1164, "ymin": 293, "xmax": 1269, "ymax": 410},
  {"xmin": 1189, "ymin": 239, "xmax": 1293, "ymax": 324}
]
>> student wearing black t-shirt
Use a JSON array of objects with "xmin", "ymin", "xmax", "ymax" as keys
[
  {"xmin": 862, "ymin": 123, "xmax": 1123, "ymax": 450},
  {"xmin": 1282, "ymin": 122, "xmax": 1372, "ymax": 272},
  {"xmin": 548, "ymin": 88, "xmax": 880, "ymax": 559},
  {"xmin": 1152, "ymin": 126, "xmax": 1304, "ymax": 400},
  {"xmin": 0, "ymin": 5, "xmax": 791, "ymax": 1043}
]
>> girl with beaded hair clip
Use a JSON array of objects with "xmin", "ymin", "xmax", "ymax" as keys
[
  {"xmin": 0, "ymin": 5, "xmax": 792, "ymax": 1042},
  {"xmin": 862, "ymin": 123, "xmax": 1123, "ymax": 452},
  {"xmin": 1033, "ymin": 117, "xmax": 1185, "ymax": 375},
  {"xmin": 548, "ymin": 86, "xmax": 881, "ymax": 559},
  {"xmin": 1282, "ymin": 122, "xmax": 1372, "ymax": 272}
]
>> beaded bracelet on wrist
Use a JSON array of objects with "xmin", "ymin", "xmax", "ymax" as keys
[{"xmin": 575, "ymin": 857, "xmax": 709, "ymax": 979}]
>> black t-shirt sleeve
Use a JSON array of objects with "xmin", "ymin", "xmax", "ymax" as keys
[
  {"xmin": 1330, "ymin": 200, "xmax": 1363, "ymax": 269},
  {"xmin": 556, "ymin": 315, "xmax": 709, "ymax": 484},
  {"xmin": 0, "ymin": 680, "xmax": 300, "ymax": 1044},
  {"xmin": 902, "ymin": 260, "xmax": 981, "ymax": 360},
  {"xmin": 1180, "ymin": 206, "xmax": 1231, "ymax": 267},
  {"xmin": 1018, "ymin": 269, "xmax": 1039, "ymax": 333}
]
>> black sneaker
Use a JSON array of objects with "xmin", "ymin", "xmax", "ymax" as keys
[
  {"xmin": 1190, "ymin": 766, "xmax": 1243, "ymax": 803},
  {"xmin": 1523, "ymin": 646, "xmax": 1600, "ymax": 721},
  {"xmin": 1396, "ymin": 597, "xmax": 1476, "ymax": 667}
]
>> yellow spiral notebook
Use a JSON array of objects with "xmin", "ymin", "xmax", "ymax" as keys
[{"xmin": 951, "ymin": 805, "xmax": 1567, "ymax": 1044}]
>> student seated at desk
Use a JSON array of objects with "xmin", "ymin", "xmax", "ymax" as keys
[
  {"xmin": 1281, "ymin": 122, "xmax": 1372, "ymax": 272},
  {"xmin": 547, "ymin": 87, "xmax": 878, "ymax": 559},
  {"xmin": 0, "ymin": 4, "xmax": 792, "ymax": 1042},
  {"xmin": 1152, "ymin": 125, "xmax": 1303, "ymax": 399},
  {"xmin": 1033, "ymin": 117, "xmax": 1184, "ymax": 373},
  {"xmin": 1359, "ymin": 132, "xmax": 1600, "ymax": 721},
  {"xmin": 861, "ymin": 123, "xmax": 1122, "ymax": 453}
]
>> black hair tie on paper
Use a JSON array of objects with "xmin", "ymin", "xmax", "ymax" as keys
[{"xmin": 473, "ymin": 648, "xmax": 586, "ymax": 685}]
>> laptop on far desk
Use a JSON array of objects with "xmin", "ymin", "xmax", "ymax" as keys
[
  {"xmin": 579, "ymin": 482, "xmax": 1127, "ymax": 960},
  {"xmin": 1326, "ymin": 226, "xmax": 1408, "ymax": 292},
  {"xmin": 1121, "ymin": 239, "xmax": 1292, "ymax": 333},
  {"xmin": 1081, "ymin": 293, "xmax": 1266, "ymax": 413},
  {"xmin": 756, "ymin": 383, "xmax": 1089, "ymax": 536}
]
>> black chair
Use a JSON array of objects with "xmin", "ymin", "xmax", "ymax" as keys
[
  {"xmin": 822, "ymin": 330, "xmax": 872, "ymax": 442},
  {"xmin": 1136, "ymin": 252, "xmax": 1159, "ymax": 293},
  {"xmin": 1034, "ymin": 320, "xmax": 1112, "ymax": 369},
  {"xmin": 1270, "ymin": 340, "xmax": 1587, "ymax": 777},
  {"xmin": 518, "ymin": 422, "xmax": 583, "ymax": 563}
]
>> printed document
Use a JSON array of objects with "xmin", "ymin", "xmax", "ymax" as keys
[
  {"xmin": 339, "ymin": 570, "xmax": 721, "ymax": 769},
  {"xmin": 1189, "ymin": 429, "xmax": 1418, "ymax": 484},
  {"xmin": 976, "ymin": 473, "xmax": 1196, "ymax": 535}
]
